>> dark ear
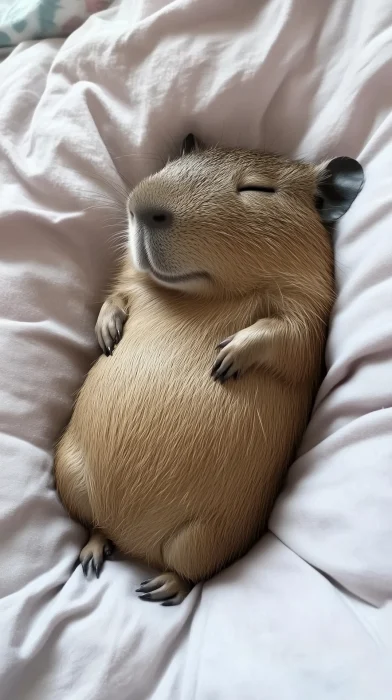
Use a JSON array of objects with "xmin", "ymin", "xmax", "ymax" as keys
[
  {"xmin": 316, "ymin": 157, "xmax": 364, "ymax": 224},
  {"xmin": 181, "ymin": 133, "xmax": 203, "ymax": 156}
]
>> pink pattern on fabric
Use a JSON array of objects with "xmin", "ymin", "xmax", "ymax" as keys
[
  {"xmin": 85, "ymin": 0, "xmax": 111, "ymax": 12},
  {"xmin": 61, "ymin": 16, "xmax": 84, "ymax": 36}
]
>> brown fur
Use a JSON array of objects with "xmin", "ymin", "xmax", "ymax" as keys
[{"xmin": 55, "ymin": 145, "xmax": 334, "ymax": 594}]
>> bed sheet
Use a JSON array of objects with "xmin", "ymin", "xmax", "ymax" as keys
[{"xmin": 1, "ymin": 1, "xmax": 392, "ymax": 698}]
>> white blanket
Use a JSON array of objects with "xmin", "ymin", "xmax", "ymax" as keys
[{"xmin": 1, "ymin": 1, "xmax": 392, "ymax": 698}]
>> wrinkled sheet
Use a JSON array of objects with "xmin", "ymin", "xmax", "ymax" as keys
[{"xmin": 1, "ymin": 1, "xmax": 392, "ymax": 698}]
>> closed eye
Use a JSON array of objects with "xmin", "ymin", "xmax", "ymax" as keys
[{"xmin": 238, "ymin": 185, "xmax": 276, "ymax": 193}]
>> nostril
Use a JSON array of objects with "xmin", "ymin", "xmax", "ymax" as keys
[
  {"xmin": 135, "ymin": 207, "xmax": 173, "ymax": 229},
  {"xmin": 152, "ymin": 213, "xmax": 166, "ymax": 223}
]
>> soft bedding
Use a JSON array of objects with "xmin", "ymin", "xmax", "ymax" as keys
[{"xmin": 1, "ymin": 1, "xmax": 392, "ymax": 698}]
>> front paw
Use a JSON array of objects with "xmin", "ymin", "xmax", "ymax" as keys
[
  {"xmin": 95, "ymin": 300, "xmax": 127, "ymax": 356},
  {"xmin": 211, "ymin": 330, "xmax": 260, "ymax": 382}
]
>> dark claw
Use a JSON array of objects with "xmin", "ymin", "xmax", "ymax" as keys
[
  {"xmin": 214, "ymin": 363, "xmax": 233, "ymax": 382},
  {"xmin": 81, "ymin": 555, "xmax": 92, "ymax": 577},
  {"xmin": 232, "ymin": 371, "xmax": 240, "ymax": 380},
  {"xmin": 216, "ymin": 335, "xmax": 233, "ymax": 350},
  {"xmin": 103, "ymin": 541, "xmax": 114, "ymax": 558},
  {"xmin": 136, "ymin": 578, "xmax": 155, "ymax": 593},
  {"xmin": 161, "ymin": 599, "xmax": 178, "ymax": 607},
  {"xmin": 139, "ymin": 593, "xmax": 152, "ymax": 601},
  {"xmin": 211, "ymin": 358, "xmax": 223, "ymax": 376},
  {"xmin": 92, "ymin": 557, "xmax": 103, "ymax": 579}
]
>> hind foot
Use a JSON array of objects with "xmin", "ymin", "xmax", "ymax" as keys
[
  {"xmin": 79, "ymin": 530, "xmax": 114, "ymax": 578},
  {"xmin": 136, "ymin": 572, "xmax": 191, "ymax": 606}
]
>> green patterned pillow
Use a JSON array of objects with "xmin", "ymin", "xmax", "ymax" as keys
[{"xmin": 0, "ymin": 0, "xmax": 112, "ymax": 48}]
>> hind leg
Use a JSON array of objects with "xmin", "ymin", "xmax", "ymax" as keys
[
  {"xmin": 136, "ymin": 521, "xmax": 232, "ymax": 605},
  {"xmin": 54, "ymin": 430, "xmax": 93, "ymax": 524},
  {"xmin": 54, "ymin": 431, "xmax": 113, "ymax": 577},
  {"xmin": 136, "ymin": 571, "xmax": 191, "ymax": 606}
]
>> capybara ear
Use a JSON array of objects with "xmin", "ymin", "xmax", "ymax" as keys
[
  {"xmin": 316, "ymin": 157, "xmax": 364, "ymax": 224},
  {"xmin": 180, "ymin": 133, "xmax": 204, "ymax": 156}
]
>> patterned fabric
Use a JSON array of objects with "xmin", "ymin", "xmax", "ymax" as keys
[{"xmin": 0, "ymin": 0, "xmax": 112, "ymax": 47}]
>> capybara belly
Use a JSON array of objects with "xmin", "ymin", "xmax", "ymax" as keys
[{"xmin": 71, "ymin": 299, "xmax": 308, "ymax": 562}]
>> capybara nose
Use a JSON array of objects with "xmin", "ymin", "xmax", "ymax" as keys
[{"xmin": 134, "ymin": 207, "xmax": 173, "ymax": 230}]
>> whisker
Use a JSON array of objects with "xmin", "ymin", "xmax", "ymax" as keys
[
  {"xmin": 80, "ymin": 203, "xmax": 125, "ymax": 213},
  {"xmin": 86, "ymin": 171, "xmax": 129, "ymax": 202},
  {"xmin": 109, "ymin": 151, "xmax": 163, "ymax": 163},
  {"xmin": 80, "ymin": 190, "xmax": 121, "ymax": 201},
  {"xmin": 102, "ymin": 220, "xmax": 129, "ymax": 230},
  {"xmin": 77, "ymin": 164, "xmax": 128, "ymax": 199}
]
